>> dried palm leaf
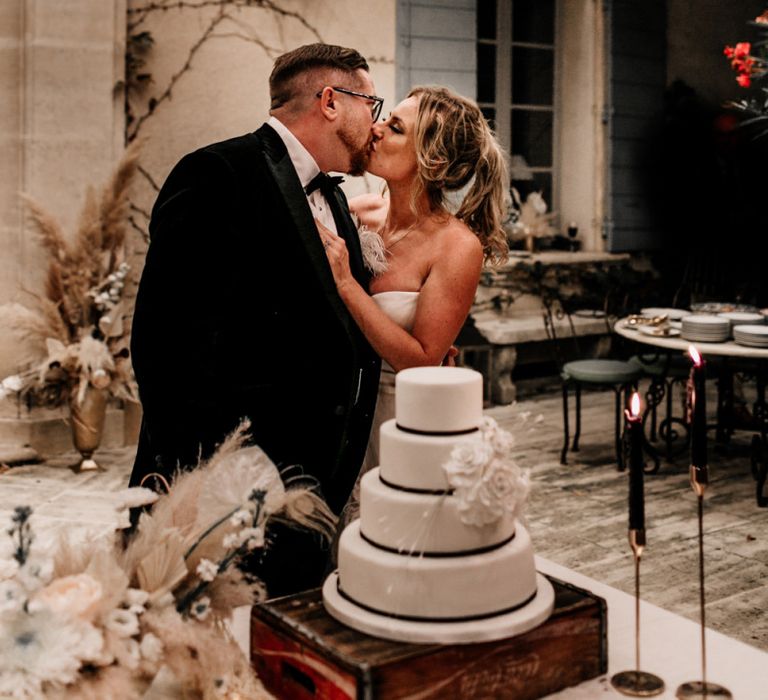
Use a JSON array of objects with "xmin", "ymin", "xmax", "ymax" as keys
[{"xmin": 135, "ymin": 527, "xmax": 189, "ymax": 603}]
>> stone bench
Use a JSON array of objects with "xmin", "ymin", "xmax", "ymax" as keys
[
  {"xmin": 461, "ymin": 251, "xmax": 633, "ymax": 405},
  {"xmin": 469, "ymin": 310, "xmax": 612, "ymax": 405}
]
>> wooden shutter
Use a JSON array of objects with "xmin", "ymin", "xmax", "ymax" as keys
[
  {"xmin": 604, "ymin": 0, "xmax": 666, "ymax": 251},
  {"xmin": 396, "ymin": 0, "xmax": 477, "ymax": 100}
]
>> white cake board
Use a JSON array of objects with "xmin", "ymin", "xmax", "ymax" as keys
[{"xmin": 322, "ymin": 571, "xmax": 555, "ymax": 645}]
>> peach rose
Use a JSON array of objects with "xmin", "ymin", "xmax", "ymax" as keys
[{"xmin": 34, "ymin": 573, "xmax": 103, "ymax": 620}]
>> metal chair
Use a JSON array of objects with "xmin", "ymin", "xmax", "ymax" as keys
[{"xmin": 542, "ymin": 273, "xmax": 642, "ymax": 470}]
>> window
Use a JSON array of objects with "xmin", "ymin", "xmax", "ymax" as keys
[{"xmin": 477, "ymin": 0, "xmax": 557, "ymax": 206}]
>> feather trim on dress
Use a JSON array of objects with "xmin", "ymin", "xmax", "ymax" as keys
[{"xmin": 358, "ymin": 225, "xmax": 389, "ymax": 276}]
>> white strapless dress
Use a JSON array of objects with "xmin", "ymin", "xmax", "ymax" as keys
[{"xmin": 337, "ymin": 291, "xmax": 419, "ymax": 532}]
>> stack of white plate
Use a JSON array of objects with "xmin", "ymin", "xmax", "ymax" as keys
[
  {"xmin": 733, "ymin": 325, "xmax": 768, "ymax": 348},
  {"xmin": 681, "ymin": 315, "xmax": 730, "ymax": 343},
  {"xmin": 718, "ymin": 311, "xmax": 765, "ymax": 334}
]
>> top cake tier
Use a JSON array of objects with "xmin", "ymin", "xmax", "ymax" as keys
[{"xmin": 395, "ymin": 367, "xmax": 483, "ymax": 433}]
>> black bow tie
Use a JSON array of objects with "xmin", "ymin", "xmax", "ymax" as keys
[{"xmin": 305, "ymin": 172, "xmax": 345, "ymax": 197}]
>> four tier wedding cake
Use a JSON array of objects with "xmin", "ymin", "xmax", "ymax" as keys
[{"xmin": 323, "ymin": 366, "xmax": 554, "ymax": 643}]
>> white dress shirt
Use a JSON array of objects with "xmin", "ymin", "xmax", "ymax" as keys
[{"xmin": 267, "ymin": 116, "xmax": 338, "ymax": 234}]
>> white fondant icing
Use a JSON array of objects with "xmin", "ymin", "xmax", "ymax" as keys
[
  {"xmin": 359, "ymin": 468, "xmax": 516, "ymax": 553},
  {"xmin": 395, "ymin": 367, "xmax": 482, "ymax": 433},
  {"xmin": 336, "ymin": 520, "xmax": 537, "ymax": 619},
  {"xmin": 378, "ymin": 419, "xmax": 482, "ymax": 490},
  {"xmin": 323, "ymin": 572, "xmax": 555, "ymax": 645}
]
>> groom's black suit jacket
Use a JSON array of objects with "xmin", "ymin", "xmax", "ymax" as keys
[{"xmin": 128, "ymin": 124, "xmax": 380, "ymax": 596}]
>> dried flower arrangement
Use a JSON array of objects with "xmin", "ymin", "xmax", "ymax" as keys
[
  {"xmin": 0, "ymin": 141, "xmax": 142, "ymax": 409},
  {"xmin": 0, "ymin": 422, "xmax": 334, "ymax": 699},
  {"xmin": 506, "ymin": 189, "xmax": 557, "ymax": 251}
]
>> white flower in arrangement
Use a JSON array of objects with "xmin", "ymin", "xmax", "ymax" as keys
[
  {"xmin": 16, "ymin": 555, "xmax": 54, "ymax": 593},
  {"xmin": 31, "ymin": 573, "xmax": 103, "ymax": 620},
  {"xmin": 0, "ymin": 375, "xmax": 23, "ymax": 400},
  {"xmin": 442, "ymin": 418, "xmax": 530, "ymax": 527},
  {"xmin": 0, "ymin": 609, "xmax": 103, "ymax": 691},
  {"xmin": 0, "ymin": 669, "xmax": 44, "ymax": 700},
  {"xmin": 229, "ymin": 508, "xmax": 252, "ymax": 527},
  {"xmin": 0, "ymin": 556, "xmax": 19, "ymax": 581},
  {"xmin": 238, "ymin": 527, "xmax": 265, "ymax": 550},
  {"xmin": 0, "ymin": 580, "xmax": 26, "ymax": 617},
  {"xmin": 104, "ymin": 608, "xmax": 140, "ymax": 638},
  {"xmin": 122, "ymin": 637, "xmax": 142, "ymax": 670},
  {"xmin": 139, "ymin": 632, "xmax": 164, "ymax": 663},
  {"xmin": 190, "ymin": 596, "xmax": 211, "ymax": 622},
  {"xmin": 196, "ymin": 558, "xmax": 219, "ymax": 582},
  {"xmin": 125, "ymin": 587, "xmax": 149, "ymax": 608}
]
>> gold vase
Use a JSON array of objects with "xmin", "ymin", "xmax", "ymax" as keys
[{"xmin": 69, "ymin": 385, "xmax": 108, "ymax": 471}]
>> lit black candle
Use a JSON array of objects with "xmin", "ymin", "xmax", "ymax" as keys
[
  {"xmin": 688, "ymin": 345, "xmax": 708, "ymax": 471},
  {"xmin": 626, "ymin": 392, "xmax": 645, "ymax": 532}
]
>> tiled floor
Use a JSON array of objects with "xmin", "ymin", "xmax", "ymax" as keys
[
  {"xmin": 487, "ymin": 387, "xmax": 768, "ymax": 652},
  {"xmin": 1, "ymin": 384, "xmax": 766, "ymax": 653}
]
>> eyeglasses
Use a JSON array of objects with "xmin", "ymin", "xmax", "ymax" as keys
[{"xmin": 316, "ymin": 86, "xmax": 384, "ymax": 122}]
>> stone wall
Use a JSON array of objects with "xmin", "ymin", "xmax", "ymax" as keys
[
  {"xmin": 0, "ymin": 0, "xmax": 126, "ymax": 379},
  {"xmin": 125, "ymin": 0, "xmax": 396, "ymax": 250}
]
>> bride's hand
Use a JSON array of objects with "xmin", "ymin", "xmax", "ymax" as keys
[{"xmin": 315, "ymin": 219, "xmax": 353, "ymax": 292}]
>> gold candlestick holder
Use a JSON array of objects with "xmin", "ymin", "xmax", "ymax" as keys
[
  {"xmin": 675, "ymin": 467, "xmax": 732, "ymax": 700},
  {"xmin": 611, "ymin": 529, "xmax": 665, "ymax": 697}
]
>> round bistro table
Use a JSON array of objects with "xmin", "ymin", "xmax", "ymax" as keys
[{"xmin": 615, "ymin": 318, "xmax": 768, "ymax": 506}]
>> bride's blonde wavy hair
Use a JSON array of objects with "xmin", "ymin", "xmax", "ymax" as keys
[{"xmin": 408, "ymin": 86, "xmax": 510, "ymax": 264}]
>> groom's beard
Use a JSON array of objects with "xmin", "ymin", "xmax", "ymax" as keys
[{"xmin": 339, "ymin": 126, "xmax": 372, "ymax": 176}]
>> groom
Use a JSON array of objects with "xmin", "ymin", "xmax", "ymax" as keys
[{"xmin": 129, "ymin": 44, "xmax": 382, "ymax": 596}]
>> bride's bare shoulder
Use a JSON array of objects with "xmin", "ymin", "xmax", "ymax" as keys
[{"xmin": 349, "ymin": 192, "xmax": 388, "ymax": 228}]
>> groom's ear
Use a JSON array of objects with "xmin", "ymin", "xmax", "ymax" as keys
[{"xmin": 317, "ymin": 86, "xmax": 339, "ymax": 122}]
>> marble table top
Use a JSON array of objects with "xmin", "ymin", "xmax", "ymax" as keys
[{"xmin": 615, "ymin": 318, "xmax": 768, "ymax": 359}]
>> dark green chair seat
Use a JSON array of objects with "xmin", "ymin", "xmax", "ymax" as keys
[
  {"xmin": 561, "ymin": 359, "xmax": 642, "ymax": 468},
  {"xmin": 563, "ymin": 359, "xmax": 642, "ymax": 384}
]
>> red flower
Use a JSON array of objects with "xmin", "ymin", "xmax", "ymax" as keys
[
  {"xmin": 737, "ymin": 73, "xmax": 752, "ymax": 88},
  {"xmin": 734, "ymin": 42, "xmax": 751, "ymax": 59},
  {"xmin": 724, "ymin": 45, "xmax": 736, "ymax": 58},
  {"xmin": 755, "ymin": 10, "xmax": 768, "ymax": 24}
]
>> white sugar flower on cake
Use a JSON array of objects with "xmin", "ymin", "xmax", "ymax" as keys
[{"xmin": 443, "ymin": 417, "xmax": 530, "ymax": 527}]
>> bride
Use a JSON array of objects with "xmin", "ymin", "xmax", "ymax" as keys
[{"xmin": 317, "ymin": 85, "xmax": 509, "ymax": 480}]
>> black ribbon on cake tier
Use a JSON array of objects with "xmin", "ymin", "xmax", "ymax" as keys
[
  {"xmin": 335, "ymin": 578, "xmax": 539, "ymax": 623},
  {"xmin": 377, "ymin": 473, "xmax": 454, "ymax": 496},
  {"xmin": 395, "ymin": 423, "xmax": 480, "ymax": 437},
  {"xmin": 359, "ymin": 529, "xmax": 516, "ymax": 558}
]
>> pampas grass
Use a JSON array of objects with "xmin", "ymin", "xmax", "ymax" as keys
[
  {"xmin": 19, "ymin": 139, "xmax": 141, "ymax": 344},
  {"xmin": 0, "ymin": 141, "xmax": 142, "ymax": 407}
]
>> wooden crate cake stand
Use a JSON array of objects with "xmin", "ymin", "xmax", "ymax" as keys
[{"xmin": 250, "ymin": 575, "xmax": 607, "ymax": 700}]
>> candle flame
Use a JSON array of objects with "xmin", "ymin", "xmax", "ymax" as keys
[
  {"xmin": 688, "ymin": 344, "xmax": 703, "ymax": 366},
  {"xmin": 630, "ymin": 392, "xmax": 641, "ymax": 417}
]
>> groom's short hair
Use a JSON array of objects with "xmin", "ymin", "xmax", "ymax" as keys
[{"xmin": 269, "ymin": 43, "xmax": 369, "ymax": 111}]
